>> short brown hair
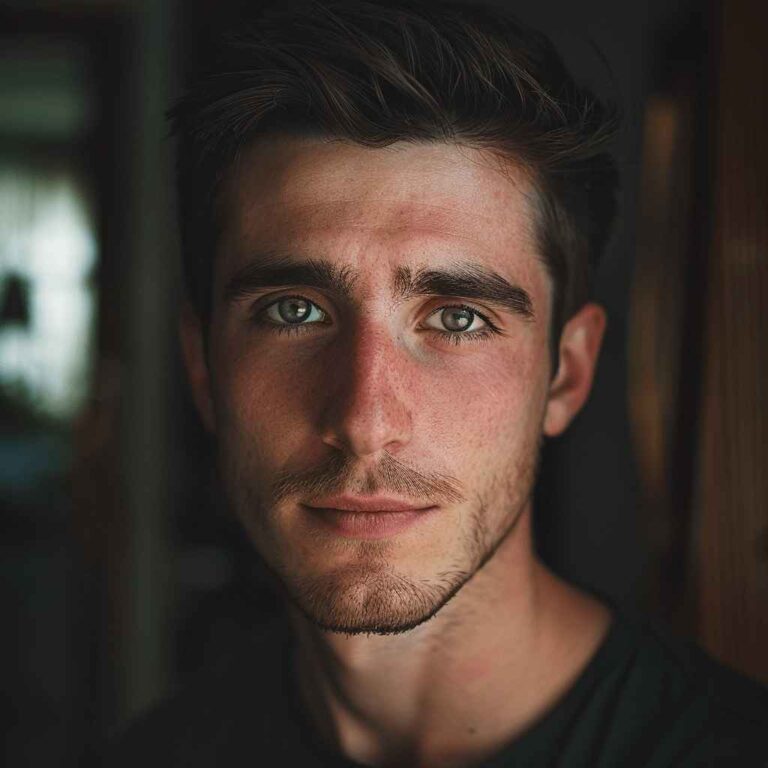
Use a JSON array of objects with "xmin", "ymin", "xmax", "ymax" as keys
[{"xmin": 170, "ymin": 0, "xmax": 619, "ymax": 357}]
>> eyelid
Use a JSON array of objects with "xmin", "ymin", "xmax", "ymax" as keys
[
  {"xmin": 251, "ymin": 290, "xmax": 331, "ymax": 314},
  {"xmin": 422, "ymin": 302, "xmax": 497, "ymax": 330},
  {"xmin": 254, "ymin": 292, "xmax": 333, "ymax": 324}
]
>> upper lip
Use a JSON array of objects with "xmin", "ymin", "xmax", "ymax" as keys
[{"xmin": 305, "ymin": 495, "xmax": 435, "ymax": 513}]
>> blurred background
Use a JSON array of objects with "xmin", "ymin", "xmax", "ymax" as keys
[{"xmin": 0, "ymin": 0, "xmax": 765, "ymax": 765}]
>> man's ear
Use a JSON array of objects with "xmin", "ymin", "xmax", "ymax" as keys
[
  {"xmin": 543, "ymin": 302, "xmax": 606, "ymax": 437},
  {"xmin": 179, "ymin": 303, "xmax": 216, "ymax": 433}
]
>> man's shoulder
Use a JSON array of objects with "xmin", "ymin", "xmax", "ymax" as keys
[
  {"xmin": 619, "ymin": 613, "xmax": 768, "ymax": 718},
  {"xmin": 584, "ymin": 609, "xmax": 768, "ymax": 767},
  {"xmin": 487, "ymin": 605, "xmax": 768, "ymax": 767},
  {"xmin": 672, "ymin": 638, "xmax": 768, "ymax": 765}
]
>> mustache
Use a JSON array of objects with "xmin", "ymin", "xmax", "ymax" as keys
[{"xmin": 271, "ymin": 450, "xmax": 465, "ymax": 508}]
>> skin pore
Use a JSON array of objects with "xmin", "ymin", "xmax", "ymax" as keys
[{"xmin": 181, "ymin": 137, "xmax": 610, "ymax": 767}]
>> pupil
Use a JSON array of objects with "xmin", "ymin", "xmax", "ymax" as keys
[
  {"xmin": 443, "ymin": 307, "xmax": 472, "ymax": 331},
  {"xmin": 279, "ymin": 298, "xmax": 310, "ymax": 323}
]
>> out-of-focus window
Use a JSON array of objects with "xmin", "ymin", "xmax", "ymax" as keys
[
  {"xmin": 0, "ymin": 164, "xmax": 96, "ymax": 420},
  {"xmin": 0, "ymin": 39, "xmax": 96, "ymax": 422}
]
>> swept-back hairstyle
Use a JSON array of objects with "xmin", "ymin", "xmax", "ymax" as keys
[{"xmin": 170, "ymin": 0, "xmax": 619, "ymax": 356}]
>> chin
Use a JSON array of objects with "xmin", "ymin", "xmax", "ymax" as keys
[{"xmin": 280, "ymin": 558, "xmax": 474, "ymax": 636}]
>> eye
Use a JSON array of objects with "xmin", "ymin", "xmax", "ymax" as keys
[
  {"xmin": 421, "ymin": 304, "xmax": 501, "ymax": 346},
  {"xmin": 429, "ymin": 306, "xmax": 483, "ymax": 331},
  {"xmin": 423, "ymin": 305, "xmax": 490, "ymax": 334},
  {"xmin": 261, "ymin": 295, "xmax": 329, "ymax": 327}
]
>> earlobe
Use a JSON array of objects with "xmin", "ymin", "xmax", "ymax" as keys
[
  {"xmin": 179, "ymin": 303, "xmax": 216, "ymax": 433},
  {"xmin": 543, "ymin": 302, "xmax": 606, "ymax": 437}
]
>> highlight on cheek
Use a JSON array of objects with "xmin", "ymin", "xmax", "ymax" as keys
[{"xmin": 246, "ymin": 293, "xmax": 505, "ymax": 347}]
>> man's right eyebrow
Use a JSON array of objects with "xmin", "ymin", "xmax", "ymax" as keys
[{"xmin": 222, "ymin": 254, "xmax": 357, "ymax": 303}]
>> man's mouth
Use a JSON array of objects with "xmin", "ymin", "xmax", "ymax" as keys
[
  {"xmin": 302, "ymin": 495, "xmax": 438, "ymax": 539},
  {"xmin": 305, "ymin": 494, "xmax": 435, "ymax": 513}
]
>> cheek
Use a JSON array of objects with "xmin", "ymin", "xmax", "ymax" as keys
[
  {"xmin": 412, "ymin": 345, "xmax": 548, "ymax": 464},
  {"xmin": 210, "ymin": 334, "xmax": 319, "ymax": 459}
]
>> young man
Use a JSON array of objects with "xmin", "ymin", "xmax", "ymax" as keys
[{"xmin": 107, "ymin": 1, "xmax": 768, "ymax": 765}]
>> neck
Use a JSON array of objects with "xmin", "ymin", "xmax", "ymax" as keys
[{"xmin": 288, "ymin": 508, "xmax": 610, "ymax": 768}]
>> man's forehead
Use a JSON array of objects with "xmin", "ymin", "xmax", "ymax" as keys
[
  {"xmin": 224, "ymin": 201, "xmax": 532, "ymax": 266},
  {"xmin": 225, "ymin": 138, "xmax": 530, "ymax": 221},
  {"xmin": 220, "ymin": 137, "xmax": 539, "ymax": 250}
]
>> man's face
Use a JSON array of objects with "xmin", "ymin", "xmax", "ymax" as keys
[{"xmin": 199, "ymin": 138, "xmax": 556, "ymax": 634}]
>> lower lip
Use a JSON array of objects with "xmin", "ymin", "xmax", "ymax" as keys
[{"xmin": 303, "ymin": 506, "xmax": 438, "ymax": 540}]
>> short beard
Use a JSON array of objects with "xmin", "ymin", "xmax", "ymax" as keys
[
  {"xmin": 276, "ymin": 490, "xmax": 532, "ymax": 637},
  {"xmin": 289, "ymin": 557, "xmax": 461, "ymax": 636},
  {"xmin": 223, "ymin": 434, "xmax": 542, "ymax": 637}
]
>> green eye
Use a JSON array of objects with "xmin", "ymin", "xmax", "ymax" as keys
[
  {"xmin": 263, "ymin": 296, "xmax": 328, "ymax": 326},
  {"xmin": 421, "ymin": 304, "xmax": 501, "ymax": 346},
  {"xmin": 424, "ymin": 305, "xmax": 488, "ymax": 334}
]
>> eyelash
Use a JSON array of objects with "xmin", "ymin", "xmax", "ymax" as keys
[{"xmin": 252, "ymin": 294, "xmax": 501, "ymax": 346}]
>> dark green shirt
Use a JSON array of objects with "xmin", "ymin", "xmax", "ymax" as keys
[{"xmin": 103, "ymin": 607, "xmax": 768, "ymax": 767}]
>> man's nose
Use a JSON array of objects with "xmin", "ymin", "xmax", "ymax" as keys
[{"xmin": 317, "ymin": 323, "xmax": 413, "ymax": 458}]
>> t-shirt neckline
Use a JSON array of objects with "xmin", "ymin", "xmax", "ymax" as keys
[{"xmin": 278, "ymin": 603, "xmax": 639, "ymax": 767}]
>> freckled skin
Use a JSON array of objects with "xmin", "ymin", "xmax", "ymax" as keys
[
  {"xmin": 182, "ymin": 136, "xmax": 610, "ymax": 766},
  {"xmin": 204, "ymin": 139, "xmax": 552, "ymax": 633}
]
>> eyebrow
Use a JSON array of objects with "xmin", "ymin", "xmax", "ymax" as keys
[
  {"xmin": 223, "ymin": 253, "xmax": 534, "ymax": 320},
  {"xmin": 392, "ymin": 263, "xmax": 534, "ymax": 319}
]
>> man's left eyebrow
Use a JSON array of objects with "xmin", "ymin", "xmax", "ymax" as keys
[{"xmin": 392, "ymin": 262, "xmax": 535, "ymax": 319}]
